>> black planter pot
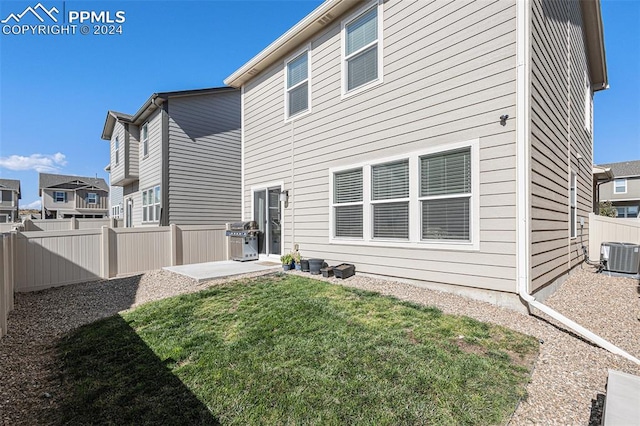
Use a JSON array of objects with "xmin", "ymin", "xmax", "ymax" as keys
[
  {"xmin": 308, "ymin": 259, "xmax": 324, "ymax": 275},
  {"xmin": 300, "ymin": 259, "xmax": 310, "ymax": 272}
]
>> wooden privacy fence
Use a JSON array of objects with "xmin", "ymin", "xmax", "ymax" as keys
[
  {"xmin": 589, "ymin": 213, "xmax": 640, "ymax": 259},
  {"xmin": 1, "ymin": 233, "xmax": 16, "ymax": 338},
  {"xmin": 11, "ymin": 224, "xmax": 229, "ymax": 293}
]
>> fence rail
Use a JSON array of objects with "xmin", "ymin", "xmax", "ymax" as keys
[{"xmin": 588, "ymin": 213, "xmax": 640, "ymax": 260}]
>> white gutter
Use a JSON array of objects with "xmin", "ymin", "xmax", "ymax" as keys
[{"xmin": 515, "ymin": 0, "xmax": 640, "ymax": 365}]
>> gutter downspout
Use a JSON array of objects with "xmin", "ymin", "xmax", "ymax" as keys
[{"xmin": 516, "ymin": 0, "xmax": 640, "ymax": 365}]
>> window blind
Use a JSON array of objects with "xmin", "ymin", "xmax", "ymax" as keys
[
  {"xmin": 335, "ymin": 205, "xmax": 363, "ymax": 237},
  {"xmin": 422, "ymin": 198, "xmax": 470, "ymax": 240},
  {"xmin": 373, "ymin": 202, "xmax": 409, "ymax": 239},
  {"xmin": 421, "ymin": 149, "xmax": 471, "ymax": 197},
  {"xmin": 346, "ymin": 8, "xmax": 377, "ymax": 56},
  {"xmin": 334, "ymin": 169, "xmax": 362, "ymax": 203},
  {"xmin": 287, "ymin": 53, "xmax": 308, "ymax": 88},
  {"xmin": 372, "ymin": 160, "xmax": 409, "ymax": 200},
  {"xmin": 348, "ymin": 47, "xmax": 377, "ymax": 91},
  {"xmin": 289, "ymin": 83, "xmax": 308, "ymax": 116}
]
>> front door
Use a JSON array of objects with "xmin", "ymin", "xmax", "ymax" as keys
[{"xmin": 253, "ymin": 186, "xmax": 282, "ymax": 256}]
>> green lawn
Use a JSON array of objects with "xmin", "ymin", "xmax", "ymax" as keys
[{"xmin": 55, "ymin": 274, "xmax": 538, "ymax": 425}]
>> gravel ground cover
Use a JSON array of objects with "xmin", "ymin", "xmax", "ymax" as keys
[{"xmin": 1, "ymin": 266, "xmax": 638, "ymax": 425}]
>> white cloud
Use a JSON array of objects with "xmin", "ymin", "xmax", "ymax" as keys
[
  {"xmin": 0, "ymin": 152, "xmax": 67, "ymax": 172},
  {"xmin": 21, "ymin": 200, "xmax": 41, "ymax": 210}
]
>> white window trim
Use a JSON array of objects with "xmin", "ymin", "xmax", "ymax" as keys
[
  {"xmin": 584, "ymin": 71, "xmax": 592, "ymax": 133},
  {"xmin": 284, "ymin": 44, "xmax": 312, "ymax": 122},
  {"xmin": 141, "ymin": 123, "xmax": 149, "ymax": 159},
  {"xmin": 570, "ymin": 172, "xmax": 577, "ymax": 239},
  {"xmin": 114, "ymin": 136, "xmax": 120, "ymax": 165},
  {"xmin": 329, "ymin": 139, "xmax": 480, "ymax": 251},
  {"xmin": 87, "ymin": 193, "xmax": 98, "ymax": 205},
  {"xmin": 250, "ymin": 181, "xmax": 285, "ymax": 258},
  {"xmin": 613, "ymin": 178, "xmax": 627, "ymax": 194},
  {"xmin": 142, "ymin": 185, "xmax": 160, "ymax": 223},
  {"xmin": 340, "ymin": 0, "xmax": 384, "ymax": 99}
]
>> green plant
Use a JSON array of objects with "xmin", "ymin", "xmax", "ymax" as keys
[
  {"xmin": 280, "ymin": 253, "xmax": 293, "ymax": 265},
  {"xmin": 598, "ymin": 201, "xmax": 617, "ymax": 217},
  {"xmin": 292, "ymin": 251, "xmax": 301, "ymax": 263}
]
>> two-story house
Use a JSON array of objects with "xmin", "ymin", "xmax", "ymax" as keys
[
  {"xmin": 596, "ymin": 160, "xmax": 640, "ymax": 218},
  {"xmin": 101, "ymin": 87, "xmax": 241, "ymax": 227},
  {"xmin": 39, "ymin": 173, "xmax": 109, "ymax": 219},
  {"xmin": 0, "ymin": 179, "xmax": 21, "ymax": 223},
  {"xmin": 224, "ymin": 0, "xmax": 607, "ymax": 308}
]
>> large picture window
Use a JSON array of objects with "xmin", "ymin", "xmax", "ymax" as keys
[
  {"xmin": 142, "ymin": 185, "xmax": 160, "ymax": 222},
  {"xmin": 342, "ymin": 2, "xmax": 382, "ymax": 95},
  {"xmin": 285, "ymin": 49, "xmax": 310, "ymax": 118},
  {"xmin": 330, "ymin": 142, "xmax": 478, "ymax": 249}
]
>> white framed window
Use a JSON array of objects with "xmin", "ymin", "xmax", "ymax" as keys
[
  {"xmin": 142, "ymin": 185, "xmax": 160, "ymax": 223},
  {"xmin": 420, "ymin": 149, "xmax": 472, "ymax": 242},
  {"xmin": 87, "ymin": 193, "xmax": 98, "ymax": 204},
  {"xmin": 570, "ymin": 172, "xmax": 577, "ymax": 238},
  {"xmin": 613, "ymin": 178, "xmax": 627, "ymax": 194},
  {"xmin": 341, "ymin": 1, "xmax": 383, "ymax": 97},
  {"xmin": 53, "ymin": 191, "xmax": 66, "ymax": 203},
  {"xmin": 332, "ymin": 168, "xmax": 363, "ymax": 238},
  {"xmin": 330, "ymin": 140, "xmax": 479, "ymax": 250},
  {"xmin": 141, "ymin": 123, "xmax": 149, "ymax": 158},
  {"xmin": 111, "ymin": 205, "xmax": 121, "ymax": 218},
  {"xmin": 616, "ymin": 206, "xmax": 639, "ymax": 218},
  {"xmin": 372, "ymin": 160, "xmax": 409, "ymax": 239},
  {"xmin": 1, "ymin": 190, "xmax": 11, "ymax": 202},
  {"xmin": 114, "ymin": 136, "xmax": 120, "ymax": 165},
  {"xmin": 285, "ymin": 47, "xmax": 311, "ymax": 120}
]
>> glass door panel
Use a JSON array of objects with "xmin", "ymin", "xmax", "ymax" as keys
[
  {"xmin": 268, "ymin": 187, "xmax": 281, "ymax": 255},
  {"xmin": 253, "ymin": 190, "xmax": 267, "ymax": 254}
]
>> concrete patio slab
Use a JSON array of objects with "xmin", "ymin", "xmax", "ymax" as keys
[{"xmin": 164, "ymin": 260, "xmax": 281, "ymax": 282}]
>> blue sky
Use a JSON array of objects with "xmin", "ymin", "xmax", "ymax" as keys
[{"xmin": 0, "ymin": 0, "xmax": 638, "ymax": 209}]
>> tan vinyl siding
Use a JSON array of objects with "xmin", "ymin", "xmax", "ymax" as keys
[
  {"xmin": 529, "ymin": 0, "xmax": 593, "ymax": 291},
  {"xmin": 167, "ymin": 91, "xmax": 241, "ymax": 226},
  {"xmin": 599, "ymin": 176, "xmax": 640, "ymax": 202},
  {"xmin": 137, "ymin": 109, "xmax": 163, "ymax": 226},
  {"xmin": 244, "ymin": 0, "xmax": 519, "ymax": 293}
]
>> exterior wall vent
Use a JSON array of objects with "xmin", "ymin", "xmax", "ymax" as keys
[
  {"xmin": 248, "ymin": 68, "xmax": 259, "ymax": 76},
  {"xmin": 600, "ymin": 242, "xmax": 640, "ymax": 274},
  {"xmin": 317, "ymin": 13, "xmax": 334, "ymax": 25}
]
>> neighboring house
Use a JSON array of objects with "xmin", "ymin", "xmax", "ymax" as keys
[
  {"xmin": 224, "ymin": 0, "xmax": 607, "ymax": 306},
  {"xmin": 0, "ymin": 179, "xmax": 21, "ymax": 223},
  {"xmin": 596, "ymin": 160, "xmax": 640, "ymax": 218},
  {"xmin": 39, "ymin": 173, "xmax": 109, "ymax": 219},
  {"xmin": 101, "ymin": 87, "xmax": 241, "ymax": 227}
]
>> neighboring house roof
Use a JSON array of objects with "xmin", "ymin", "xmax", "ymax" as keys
[
  {"xmin": 595, "ymin": 160, "xmax": 640, "ymax": 178},
  {"xmin": 223, "ymin": 0, "xmax": 608, "ymax": 90},
  {"xmin": 38, "ymin": 173, "xmax": 109, "ymax": 195},
  {"xmin": 101, "ymin": 86, "xmax": 238, "ymax": 140},
  {"xmin": 0, "ymin": 178, "xmax": 21, "ymax": 197}
]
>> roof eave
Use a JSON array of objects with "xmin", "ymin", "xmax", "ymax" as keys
[
  {"xmin": 581, "ymin": 0, "xmax": 608, "ymax": 92},
  {"xmin": 224, "ymin": 0, "xmax": 363, "ymax": 88}
]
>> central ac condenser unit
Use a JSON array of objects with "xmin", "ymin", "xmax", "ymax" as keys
[{"xmin": 600, "ymin": 242, "xmax": 640, "ymax": 274}]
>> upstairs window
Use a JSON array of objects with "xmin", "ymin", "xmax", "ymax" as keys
[
  {"xmin": 141, "ymin": 123, "xmax": 149, "ymax": 158},
  {"xmin": 87, "ymin": 193, "xmax": 98, "ymax": 204},
  {"xmin": 53, "ymin": 191, "xmax": 66, "ymax": 203},
  {"xmin": 1, "ymin": 190, "xmax": 11, "ymax": 202},
  {"xmin": 570, "ymin": 172, "xmax": 577, "ymax": 238},
  {"xmin": 614, "ymin": 178, "xmax": 627, "ymax": 194},
  {"xmin": 342, "ymin": 2, "xmax": 382, "ymax": 95},
  {"xmin": 114, "ymin": 136, "xmax": 120, "ymax": 165},
  {"xmin": 285, "ymin": 49, "xmax": 310, "ymax": 118},
  {"xmin": 584, "ymin": 71, "xmax": 592, "ymax": 133}
]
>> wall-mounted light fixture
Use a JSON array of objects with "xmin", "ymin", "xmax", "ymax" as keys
[
  {"xmin": 500, "ymin": 114, "xmax": 509, "ymax": 126},
  {"xmin": 279, "ymin": 190, "xmax": 289, "ymax": 204}
]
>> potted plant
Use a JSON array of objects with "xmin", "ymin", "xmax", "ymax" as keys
[
  {"xmin": 292, "ymin": 251, "xmax": 302, "ymax": 270},
  {"xmin": 280, "ymin": 253, "xmax": 294, "ymax": 271}
]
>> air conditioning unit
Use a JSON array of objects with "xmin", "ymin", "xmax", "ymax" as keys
[{"xmin": 600, "ymin": 242, "xmax": 640, "ymax": 274}]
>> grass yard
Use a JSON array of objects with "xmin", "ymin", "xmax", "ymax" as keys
[{"xmin": 55, "ymin": 274, "xmax": 538, "ymax": 425}]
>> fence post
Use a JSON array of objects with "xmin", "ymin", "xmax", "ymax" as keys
[
  {"xmin": 225, "ymin": 223, "xmax": 231, "ymax": 260},
  {"xmin": 101, "ymin": 226, "xmax": 110, "ymax": 279},
  {"xmin": 23, "ymin": 219, "xmax": 32, "ymax": 231},
  {"xmin": 7, "ymin": 232, "xmax": 14, "ymax": 311},
  {"xmin": 1, "ymin": 234, "xmax": 6, "ymax": 338},
  {"xmin": 170, "ymin": 224, "xmax": 178, "ymax": 266}
]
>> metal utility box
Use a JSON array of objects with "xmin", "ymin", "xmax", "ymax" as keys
[
  {"xmin": 600, "ymin": 242, "xmax": 640, "ymax": 274},
  {"xmin": 226, "ymin": 221, "xmax": 259, "ymax": 261}
]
